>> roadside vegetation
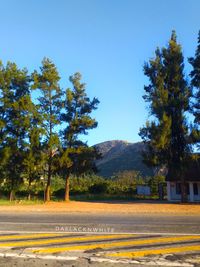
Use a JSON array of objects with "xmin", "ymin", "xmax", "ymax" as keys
[
  {"xmin": 0, "ymin": 59, "xmax": 99, "ymax": 202},
  {"xmin": 0, "ymin": 170, "xmax": 165, "ymax": 203}
]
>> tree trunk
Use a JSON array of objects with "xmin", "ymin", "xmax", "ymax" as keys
[
  {"xmin": 45, "ymin": 182, "xmax": 51, "ymax": 202},
  {"xmin": 27, "ymin": 178, "xmax": 32, "ymax": 201},
  {"xmin": 45, "ymin": 173, "xmax": 51, "ymax": 202},
  {"xmin": 64, "ymin": 175, "xmax": 70, "ymax": 202},
  {"xmin": 9, "ymin": 190, "xmax": 15, "ymax": 202},
  {"xmin": 28, "ymin": 193, "xmax": 31, "ymax": 201},
  {"xmin": 10, "ymin": 178, "xmax": 15, "ymax": 201},
  {"xmin": 45, "ymin": 159, "xmax": 52, "ymax": 202}
]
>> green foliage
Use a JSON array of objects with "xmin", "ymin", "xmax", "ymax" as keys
[
  {"xmin": 51, "ymin": 175, "xmax": 65, "ymax": 192},
  {"xmin": 89, "ymin": 182, "xmax": 108, "ymax": 194},
  {"xmin": 139, "ymin": 31, "xmax": 200, "ymax": 203},
  {"xmin": 108, "ymin": 170, "xmax": 143, "ymax": 194},
  {"xmin": 0, "ymin": 61, "xmax": 34, "ymax": 199},
  {"xmin": 60, "ymin": 72, "xmax": 100, "ymax": 200},
  {"xmin": 0, "ymin": 58, "xmax": 100, "ymax": 201},
  {"xmin": 22, "ymin": 104, "xmax": 45, "ymax": 196},
  {"xmin": 69, "ymin": 174, "xmax": 104, "ymax": 194},
  {"xmin": 139, "ymin": 31, "xmax": 193, "ymax": 202},
  {"xmin": 32, "ymin": 58, "xmax": 63, "ymax": 201},
  {"xmin": 32, "ymin": 58, "xmax": 62, "ymax": 158},
  {"xmin": 148, "ymin": 175, "xmax": 165, "ymax": 195},
  {"xmin": 189, "ymin": 31, "xmax": 200, "ymax": 149}
]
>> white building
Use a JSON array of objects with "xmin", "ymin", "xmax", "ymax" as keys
[
  {"xmin": 166, "ymin": 159, "xmax": 200, "ymax": 202},
  {"xmin": 167, "ymin": 181, "xmax": 200, "ymax": 202}
]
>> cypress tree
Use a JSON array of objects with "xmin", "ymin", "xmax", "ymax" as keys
[{"xmin": 139, "ymin": 31, "xmax": 192, "ymax": 203}]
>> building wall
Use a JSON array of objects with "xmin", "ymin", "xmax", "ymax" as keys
[
  {"xmin": 167, "ymin": 181, "xmax": 200, "ymax": 202},
  {"xmin": 193, "ymin": 182, "xmax": 200, "ymax": 201}
]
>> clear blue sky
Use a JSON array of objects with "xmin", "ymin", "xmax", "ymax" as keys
[{"xmin": 0, "ymin": 0, "xmax": 199, "ymax": 145}]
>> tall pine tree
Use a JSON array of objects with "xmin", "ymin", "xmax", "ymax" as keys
[
  {"xmin": 139, "ymin": 31, "xmax": 192, "ymax": 202},
  {"xmin": 32, "ymin": 58, "xmax": 62, "ymax": 202},
  {"xmin": 60, "ymin": 72, "xmax": 99, "ymax": 202}
]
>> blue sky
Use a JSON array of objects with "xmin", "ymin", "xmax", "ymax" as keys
[{"xmin": 0, "ymin": 0, "xmax": 199, "ymax": 145}]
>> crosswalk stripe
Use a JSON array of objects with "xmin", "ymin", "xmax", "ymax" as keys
[
  {"xmin": 106, "ymin": 245, "xmax": 200, "ymax": 258},
  {"xmin": 0, "ymin": 233, "xmax": 67, "ymax": 241},
  {"xmin": 32, "ymin": 235, "xmax": 200, "ymax": 254},
  {"xmin": 0, "ymin": 234, "xmax": 134, "ymax": 247}
]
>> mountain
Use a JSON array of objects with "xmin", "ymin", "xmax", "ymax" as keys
[{"xmin": 94, "ymin": 140, "xmax": 154, "ymax": 177}]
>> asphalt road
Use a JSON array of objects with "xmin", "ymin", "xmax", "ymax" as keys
[
  {"xmin": 0, "ymin": 213, "xmax": 200, "ymax": 266},
  {"xmin": 0, "ymin": 213, "xmax": 199, "ymax": 234}
]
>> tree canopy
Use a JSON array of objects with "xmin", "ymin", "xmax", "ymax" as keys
[
  {"xmin": 139, "ymin": 31, "xmax": 193, "ymax": 202},
  {"xmin": 0, "ymin": 58, "xmax": 100, "ymax": 201}
]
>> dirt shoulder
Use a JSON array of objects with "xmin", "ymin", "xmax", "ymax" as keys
[{"xmin": 0, "ymin": 200, "xmax": 199, "ymax": 215}]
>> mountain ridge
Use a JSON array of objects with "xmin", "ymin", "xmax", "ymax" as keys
[{"xmin": 94, "ymin": 140, "xmax": 153, "ymax": 177}]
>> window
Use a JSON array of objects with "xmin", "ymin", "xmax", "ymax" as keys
[
  {"xmin": 193, "ymin": 183, "xmax": 198, "ymax": 195},
  {"xmin": 176, "ymin": 183, "xmax": 189, "ymax": 195},
  {"xmin": 186, "ymin": 183, "xmax": 189, "ymax": 195},
  {"xmin": 176, "ymin": 183, "xmax": 181, "ymax": 195}
]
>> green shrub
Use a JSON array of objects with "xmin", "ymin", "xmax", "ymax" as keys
[
  {"xmin": 89, "ymin": 182, "xmax": 108, "ymax": 194},
  {"xmin": 54, "ymin": 188, "xmax": 65, "ymax": 198}
]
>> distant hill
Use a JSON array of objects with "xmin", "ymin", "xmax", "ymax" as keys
[{"xmin": 94, "ymin": 140, "xmax": 154, "ymax": 178}]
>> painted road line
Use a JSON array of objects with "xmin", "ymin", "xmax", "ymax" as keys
[
  {"xmin": 106, "ymin": 245, "xmax": 200, "ymax": 258},
  {"xmin": 32, "ymin": 235, "xmax": 200, "ymax": 254},
  {"xmin": 0, "ymin": 234, "xmax": 135, "ymax": 247},
  {"xmin": 0, "ymin": 233, "xmax": 70, "ymax": 241}
]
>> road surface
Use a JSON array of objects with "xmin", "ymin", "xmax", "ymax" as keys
[
  {"xmin": 0, "ymin": 212, "xmax": 199, "ymax": 234},
  {"xmin": 0, "ymin": 212, "xmax": 199, "ymax": 266}
]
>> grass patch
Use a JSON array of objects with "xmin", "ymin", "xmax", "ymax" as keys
[
  {"xmin": 0, "ymin": 199, "xmax": 44, "ymax": 205},
  {"xmin": 0, "ymin": 193, "xmax": 161, "ymax": 205}
]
